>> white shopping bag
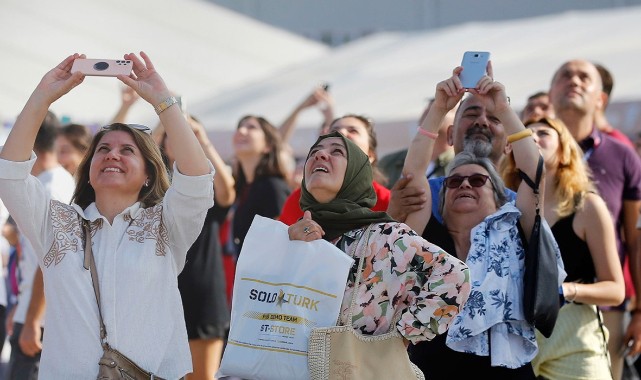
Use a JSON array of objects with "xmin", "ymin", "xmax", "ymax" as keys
[{"xmin": 217, "ymin": 215, "xmax": 354, "ymax": 380}]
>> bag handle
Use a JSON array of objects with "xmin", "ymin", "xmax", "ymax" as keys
[{"xmin": 82, "ymin": 220, "xmax": 108, "ymax": 347}]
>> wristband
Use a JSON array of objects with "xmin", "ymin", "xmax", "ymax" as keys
[
  {"xmin": 507, "ymin": 129, "xmax": 533, "ymax": 144},
  {"xmin": 417, "ymin": 127, "xmax": 438, "ymax": 140},
  {"xmin": 154, "ymin": 96, "xmax": 178, "ymax": 115}
]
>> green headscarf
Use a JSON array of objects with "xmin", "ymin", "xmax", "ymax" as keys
[{"xmin": 300, "ymin": 131, "xmax": 394, "ymax": 241}]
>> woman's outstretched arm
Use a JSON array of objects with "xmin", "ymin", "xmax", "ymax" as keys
[{"xmin": 1, "ymin": 53, "xmax": 85, "ymax": 161}]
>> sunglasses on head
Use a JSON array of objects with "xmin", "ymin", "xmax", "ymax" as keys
[
  {"xmin": 100, "ymin": 123, "xmax": 152, "ymax": 135},
  {"xmin": 444, "ymin": 173, "xmax": 490, "ymax": 189}
]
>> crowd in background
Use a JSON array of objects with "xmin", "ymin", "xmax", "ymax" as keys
[{"xmin": 1, "ymin": 55, "xmax": 641, "ymax": 380}]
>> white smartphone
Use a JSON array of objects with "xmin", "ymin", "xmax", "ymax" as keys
[
  {"xmin": 71, "ymin": 59, "xmax": 133, "ymax": 77},
  {"xmin": 459, "ymin": 51, "xmax": 491, "ymax": 89}
]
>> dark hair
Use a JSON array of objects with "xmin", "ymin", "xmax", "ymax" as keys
[
  {"xmin": 34, "ymin": 111, "xmax": 61, "ymax": 153},
  {"xmin": 594, "ymin": 62, "xmax": 613, "ymax": 110},
  {"xmin": 71, "ymin": 123, "xmax": 170, "ymax": 209},
  {"xmin": 329, "ymin": 114, "xmax": 378, "ymax": 165},
  {"xmin": 593, "ymin": 63, "xmax": 613, "ymax": 97},
  {"xmin": 234, "ymin": 115, "xmax": 288, "ymax": 192},
  {"xmin": 59, "ymin": 123, "xmax": 93, "ymax": 155},
  {"xmin": 158, "ymin": 114, "xmax": 198, "ymax": 176},
  {"xmin": 527, "ymin": 91, "xmax": 549, "ymax": 102},
  {"xmin": 328, "ymin": 114, "xmax": 388, "ymax": 185}
]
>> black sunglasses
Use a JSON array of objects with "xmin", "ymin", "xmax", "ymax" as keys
[
  {"xmin": 100, "ymin": 123, "xmax": 152, "ymax": 135},
  {"xmin": 444, "ymin": 173, "xmax": 491, "ymax": 189}
]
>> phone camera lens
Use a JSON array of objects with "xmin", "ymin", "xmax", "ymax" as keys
[
  {"xmin": 474, "ymin": 54, "xmax": 479, "ymax": 57},
  {"xmin": 93, "ymin": 61, "xmax": 109, "ymax": 71}
]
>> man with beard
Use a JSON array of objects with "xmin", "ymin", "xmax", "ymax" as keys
[
  {"xmin": 386, "ymin": 93, "xmax": 515, "ymax": 224},
  {"xmin": 387, "ymin": 91, "xmax": 525, "ymax": 377}
]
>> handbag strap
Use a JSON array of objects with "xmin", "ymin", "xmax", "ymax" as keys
[
  {"xmin": 82, "ymin": 220, "xmax": 108, "ymax": 346},
  {"xmin": 343, "ymin": 225, "xmax": 402, "ymax": 333},
  {"xmin": 344, "ymin": 225, "xmax": 371, "ymax": 324},
  {"xmin": 594, "ymin": 305, "xmax": 613, "ymax": 379},
  {"xmin": 517, "ymin": 154, "xmax": 544, "ymax": 215}
]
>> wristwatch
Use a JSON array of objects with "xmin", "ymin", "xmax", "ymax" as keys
[{"xmin": 154, "ymin": 96, "xmax": 178, "ymax": 115}]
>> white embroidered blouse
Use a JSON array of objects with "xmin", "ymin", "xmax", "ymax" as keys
[{"xmin": 0, "ymin": 153, "xmax": 215, "ymax": 379}]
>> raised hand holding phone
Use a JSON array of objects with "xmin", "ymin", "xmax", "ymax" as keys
[
  {"xmin": 71, "ymin": 58, "xmax": 133, "ymax": 77},
  {"xmin": 459, "ymin": 51, "xmax": 491, "ymax": 89}
]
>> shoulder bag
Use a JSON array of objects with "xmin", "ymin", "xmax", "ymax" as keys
[
  {"xmin": 518, "ymin": 155, "xmax": 561, "ymax": 338},
  {"xmin": 307, "ymin": 226, "xmax": 425, "ymax": 380},
  {"xmin": 82, "ymin": 221, "xmax": 166, "ymax": 380}
]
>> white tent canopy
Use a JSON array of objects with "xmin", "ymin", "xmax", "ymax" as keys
[
  {"xmin": 0, "ymin": 0, "xmax": 327, "ymax": 129},
  {"xmin": 190, "ymin": 6, "xmax": 641, "ymax": 159},
  {"xmin": 2, "ymin": 4, "xmax": 640, "ymax": 159}
]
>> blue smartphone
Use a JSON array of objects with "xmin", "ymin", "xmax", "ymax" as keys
[{"xmin": 460, "ymin": 51, "xmax": 491, "ymax": 89}]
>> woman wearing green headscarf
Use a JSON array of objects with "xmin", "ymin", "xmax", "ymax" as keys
[{"xmin": 288, "ymin": 131, "xmax": 470, "ymax": 343}]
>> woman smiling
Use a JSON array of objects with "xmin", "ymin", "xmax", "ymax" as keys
[{"xmin": 0, "ymin": 52, "xmax": 213, "ymax": 379}]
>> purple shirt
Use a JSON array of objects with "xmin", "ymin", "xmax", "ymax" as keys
[{"xmin": 580, "ymin": 128, "xmax": 641, "ymax": 262}]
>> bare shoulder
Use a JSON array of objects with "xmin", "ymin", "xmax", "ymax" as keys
[
  {"xmin": 575, "ymin": 192, "xmax": 611, "ymax": 232},
  {"xmin": 580, "ymin": 192, "xmax": 609, "ymax": 216}
]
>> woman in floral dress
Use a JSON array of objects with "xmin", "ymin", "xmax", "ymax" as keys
[{"xmin": 288, "ymin": 131, "xmax": 470, "ymax": 346}]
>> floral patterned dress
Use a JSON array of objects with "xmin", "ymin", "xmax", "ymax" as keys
[
  {"xmin": 334, "ymin": 222, "xmax": 470, "ymax": 344},
  {"xmin": 445, "ymin": 202, "xmax": 564, "ymax": 369}
]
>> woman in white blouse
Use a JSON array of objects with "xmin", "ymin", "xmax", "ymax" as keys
[{"xmin": 0, "ymin": 52, "xmax": 214, "ymax": 379}]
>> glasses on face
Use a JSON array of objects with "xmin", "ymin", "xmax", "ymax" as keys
[
  {"xmin": 100, "ymin": 123, "xmax": 152, "ymax": 135},
  {"xmin": 444, "ymin": 173, "xmax": 490, "ymax": 189}
]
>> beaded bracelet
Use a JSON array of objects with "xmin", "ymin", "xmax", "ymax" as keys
[
  {"xmin": 417, "ymin": 127, "xmax": 438, "ymax": 140},
  {"xmin": 507, "ymin": 129, "xmax": 533, "ymax": 144}
]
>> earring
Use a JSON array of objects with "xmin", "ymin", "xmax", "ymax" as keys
[{"xmin": 144, "ymin": 180, "xmax": 149, "ymax": 187}]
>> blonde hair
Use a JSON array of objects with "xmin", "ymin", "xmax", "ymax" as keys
[{"xmin": 500, "ymin": 117, "xmax": 594, "ymax": 217}]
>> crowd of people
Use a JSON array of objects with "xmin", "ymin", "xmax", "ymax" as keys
[{"xmin": 0, "ymin": 51, "xmax": 640, "ymax": 380}]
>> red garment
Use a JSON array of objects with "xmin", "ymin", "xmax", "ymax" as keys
[
  {"xmin": 278, "ymin": 181, "xmax": 391, "ymax": 226},
  {"xmin": 604, "ymin": 127, "xmax": 636, "ymax": 300},
  {"xmin": 605, "ymin": 127, "xmax": 634, "ymax": 149}
]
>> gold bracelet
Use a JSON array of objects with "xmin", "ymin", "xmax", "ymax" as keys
[
  {"xmin": 154, "ymin": 96, "xmax": 178, "ymax": 115},
  {"xmin": 507, "ymin": 129, "xmax": 533, "ymax": 144}
]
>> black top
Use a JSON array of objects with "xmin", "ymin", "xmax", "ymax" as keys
[
  {"xmin": 551, "ymin": 213, "xmax": 596, "ymax": 284},
  {"xmin": 178, "ymin": 204, "xmax": 230, "ymax": 339},
  {"xmin": 232, "ymin": 176, "xmax": 290, "ymax": 252}
]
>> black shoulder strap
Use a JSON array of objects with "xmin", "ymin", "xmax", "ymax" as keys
[{"xmin": 517, "ymin": 155, "xmax": 544, "ymax": 194}]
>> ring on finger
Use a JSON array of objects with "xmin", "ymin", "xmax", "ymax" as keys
[{"xmin": 303, "ymin": 226, "xmax": 311, "ymax": 234}]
